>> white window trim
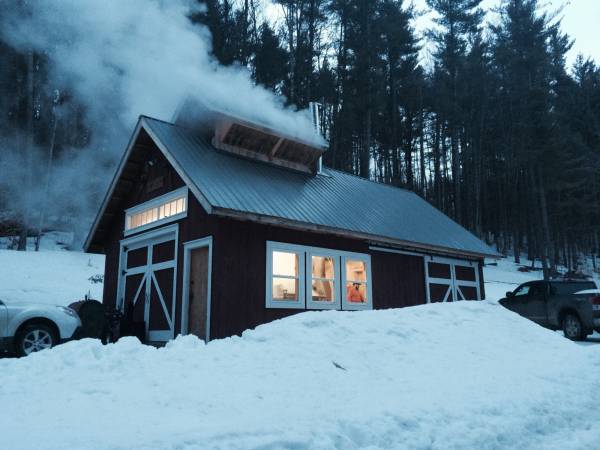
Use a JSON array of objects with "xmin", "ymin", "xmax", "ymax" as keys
[
  {"xmin": 266, "ymin": 241, "xmax": 373, "ymax": 311},
  {"xmin": 124, "ymin": 187, "xmax": 188, "ymax": 236},
  {"xmin": 266, "ymin": 241, "xmax": 306, "ymax": 309},
  {"xmin": 306, "ymin": 250, "xmax": 341, "ymax": 310}
]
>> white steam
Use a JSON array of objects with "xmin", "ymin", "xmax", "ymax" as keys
[
  {"xmin": 0, "ymin": 0, "xmax": 322, "ymax": 245},
  {"xmin": 2, "ymin": 0, "xmax": 319, "ymax": 143}
]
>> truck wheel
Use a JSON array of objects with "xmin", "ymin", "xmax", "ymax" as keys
[
  {"xmin": 562, "ymin": 313, "xmax": 584, "ymax": 341},
  {"xmin": 14, "ymin": 324, "xmax": 58, "ymax": 357}
]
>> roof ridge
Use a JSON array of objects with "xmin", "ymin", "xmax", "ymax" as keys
[
  {"xmin": 140, "ymin": 115, "xmax": 187, "ymax": 128},
  {"xmin": 143, "ymin": 115, "xmax": 423, "ymax": 199}
]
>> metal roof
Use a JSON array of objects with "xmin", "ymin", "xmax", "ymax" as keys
[{"xmin": 139, "ymin": 116, "xmax": 497, "ymax": 258}]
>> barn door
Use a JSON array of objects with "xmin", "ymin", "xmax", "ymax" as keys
[
  {"xmin": 181, "ymin": 237, "xmax": 213, "ymax": 342},
  {"xmin": 118, "ymin": 225, "xmax": 178, "ymax": 342},
  {"xmin": 425, "ymin": 257, "xmax": 480, "ymax": 303}
]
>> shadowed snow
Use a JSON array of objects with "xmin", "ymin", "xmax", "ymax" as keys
[{"xmin": 1, "ymin": 302, "xmax": 599, "ymax": 450}]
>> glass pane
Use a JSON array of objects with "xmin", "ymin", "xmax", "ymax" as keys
[
  {"xmin": 176, "ymin": 197, "xmax": 185, "ymax": 213},
  {"xmin": 272, "ymin": 277, "xmax": 298, "ymax": 301},
  {"xmin": 312, "ymin": 256, "xmax": 335, "ymax": 279},
  {"xmin": 312, "ymin": 279, "xmax": 334, "ymax": 302},
  {"xmin": 514, "ymin": 285, "xmax": 530, "ymax": 297},
  {"xmin": 346, "ymin": 260, "xmax": 367, "ymax": 282},
  {"xmin": 272, "ymin": 251, "xmax": 298, "ymax": 277},
  {"xmin": 346, "ymin": 282, "xmax": 367, "ymax": 303}
]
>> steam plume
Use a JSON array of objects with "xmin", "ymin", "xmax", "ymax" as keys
[{"xmin": 0, "ymin": 0, "xmax": 320, "ymax": 246}]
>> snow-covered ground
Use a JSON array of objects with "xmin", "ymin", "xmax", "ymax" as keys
[
  {"xmin": 0, "ymin": 233, "xmax": 104, "ymax": 305},
  {"xmin": 1, "ymin": 239, "xmax": 599, "ymax": 448},
  {"xmin": 484, "ymin": 258, "xmax": 545, "ymax": 301},
  {"xmin": 1, "ymin": 301, "xmax": 599, "ymax": 450}
]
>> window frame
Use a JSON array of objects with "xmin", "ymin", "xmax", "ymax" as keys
[
  {"xmin": 306, "ymin": 250, "xmax": 341, "ymax": 310},
  {"xmin": 265, "ymin": 241, "xmax": 306, "ymax": 309},
  {"xmin": 266, "ymin": 241, "xmax": 373, "ymax": 311},
  {"xmin": 341, "ymin": 253, "xmax": 373, "ymax": 311},
  {"xmin": 124, "ymin": 187, "xmax": 188, "ymax": 236}
]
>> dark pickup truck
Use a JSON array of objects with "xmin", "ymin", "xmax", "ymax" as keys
[{"xmin": 499, "ymin": 280, "xmax": 600, "ymax": 340}]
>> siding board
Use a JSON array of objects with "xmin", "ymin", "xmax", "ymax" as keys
[{"xmin": 99, "ymin": 132, "xmax": 486, "ymax": 343}]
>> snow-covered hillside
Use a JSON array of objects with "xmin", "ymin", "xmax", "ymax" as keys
[
  {"xmin": 484, "ymin": 258, "xmax": 544, "ymax": 301},
  {"xmin": 0, "ymin": 233, "xmax": 104, "ymax": 305},
  {"xmin": 1, "ymin": 301, "xmax": 599, "ymax": 450}
]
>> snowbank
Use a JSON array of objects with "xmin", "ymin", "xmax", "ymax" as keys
[
  {"xmin": 483, "ymin": 258, "xmax": 543, "ymax": 301},
  {"xmin": 1, "ymin": 302, "xmax": 599, "ymax": 450},
  {"xmin": 0, "ymin": 247, "xmax": 104, "ymax": 306}
]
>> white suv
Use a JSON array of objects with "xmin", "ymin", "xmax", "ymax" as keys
[{"xmin": 0, "ymin": 299, "xmax": 81, "ymax": 356}]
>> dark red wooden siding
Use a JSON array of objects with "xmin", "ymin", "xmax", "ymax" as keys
[
  {"xmin": 371, "ymin": 251, "xmax": 426, "ymax": 309},
  {"xmin": 97, "ymin": 132, "xmax": 487, "ymax": 341}
]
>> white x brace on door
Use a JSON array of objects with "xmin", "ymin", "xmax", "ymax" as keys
[
  {"xmin": 425, "ymin": 256, "xmax": 481, "ymax": 303},
  {"xmin": 117, "ymin": 224, "xmax": 178, "ymax": 342}
]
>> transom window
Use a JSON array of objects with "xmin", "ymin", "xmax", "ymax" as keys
[
  {"xmin": 125, "ymin": 187, "xmax": 188, "ymax": 235},
  {"xmin": 266, "ymin": 241, "xmax": 372, "ymax": 310}
]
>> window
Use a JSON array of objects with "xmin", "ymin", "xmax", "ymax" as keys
[
  {"xmin": 551, "ymin": 281, "xmax": 596, "ymax": 295},
  {"xmin": 307, "ymin": 253, "xmax": 340, "ymax": 309},
  {"xmin": 266, "ymin": 241, "xmax": 372, "ymax": 310},
  {"xmin": 513, "ymin": 285, "xmax": 531, "ymax": 297},
  {"xmin": 266, "ymin": 243, "xmax": 305, "ymax": 309},
  {"xmin": 343, "ymin": 257, "xmax": 371, "ymax": 310},
  {"xmin": 125, "ymin": 188, "xmax": 188, "ymax": 235}
]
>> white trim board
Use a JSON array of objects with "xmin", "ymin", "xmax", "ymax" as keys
[
  {"xmin": 124, "ymin": 187, "xmax": 189, "ymax": 236},
  {"xmin": 181, "ymin": 236, "xmax": 213, "ymax": 342},
  {"xmin": 424, "ymin": 255, "xmax": 481, "ymax": 303},
  {"xmin": 116, "ymin": 224, "xmax": 179, "ymax": 342},
  {"xmin": 265, "ymin": 241, "xmax": 373, "ymax": 311}
]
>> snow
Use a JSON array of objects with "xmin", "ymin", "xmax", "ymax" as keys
[
  {"xmin": 1, "ymin": 302, "xmax": 600, "ymax": 449},
  {"xmin": 0, "ymin": 233, "xmax": 104, "ymax": 306},
  {"xmin": 483, "ymin": 258, "xmax": 544, "ymax": 301},
  {"xmin": 1, "ymin": 239, "xmax": 599, "ymax": 448}
]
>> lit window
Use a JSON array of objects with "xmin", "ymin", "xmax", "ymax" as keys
[
  {"xmin": 266, "ymin": 241, "xmax": 371, "ymax": 311},
  {"xmin": 272, "ymin": 251, "xmax": 300, "ymax": 301},
  {"xmin": 307, "ymin": 254, "xmax": 340, "ymax": 309},
  {"xmin": 342, "ymin": 257, "xmax": 371, "ymax": 310},
  {"xmin": 124, "ymin": 188, "xmax": 188, "ymax": 234},
  {"xmin": 266, "ymin": 243, "xmax": 305, "ymax": 309}
]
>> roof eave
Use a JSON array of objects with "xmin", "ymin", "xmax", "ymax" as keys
[
  {"xmin": 84, "ymin": 116, "xmax": 217, "ymax": 253},
  {"xmin": 83, "ymin": 118, "xmax": 146, "ymax": 252},
  {"xmin": 210, "ymin": 206, "xmax": 499, "ymax": 260}
]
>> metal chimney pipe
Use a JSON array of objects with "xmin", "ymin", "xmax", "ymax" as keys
[{"xmin": 309, "ymin": 102, "xmax": 323, "ymax": 173}]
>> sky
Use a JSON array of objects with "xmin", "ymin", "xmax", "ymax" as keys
[
  {"xmin": 265, "ymin": 0, "xmax": 600, "ymax": 67},
  {"xmin": 414, "ymin": 0, "xmax": 600, "ymax": 66}
]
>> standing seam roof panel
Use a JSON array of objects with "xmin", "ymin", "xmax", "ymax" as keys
[{"xmin": 143, "ymin": 117, "xmax": 497, "ymax": 257}]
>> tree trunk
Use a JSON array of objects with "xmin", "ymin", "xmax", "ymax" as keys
[{"xmin": 17, "ymin": 51, "xmax": 35, "ymax": 251}]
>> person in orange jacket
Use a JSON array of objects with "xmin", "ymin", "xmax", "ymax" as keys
[{"xmin": 347, "ymin": 282, "xmax": 365, "ymax": 303}]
